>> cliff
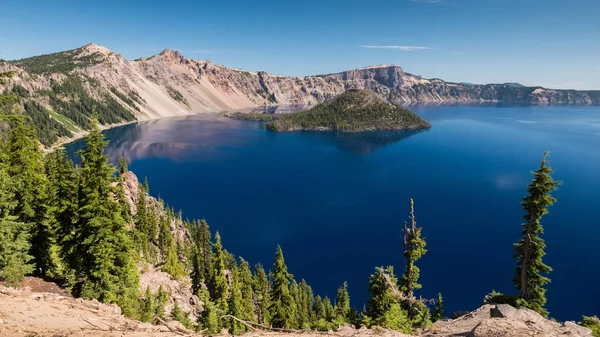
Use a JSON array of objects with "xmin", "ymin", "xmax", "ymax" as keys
[{"xmin": 1, "ymin": 43, "xmax": 599, "ymax": 146}]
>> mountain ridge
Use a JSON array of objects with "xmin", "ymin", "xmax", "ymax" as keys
[{"xmin": 1, "ymin": 43, "xmax": 600, "ymax": 146}]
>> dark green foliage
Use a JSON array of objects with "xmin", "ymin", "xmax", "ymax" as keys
[
  {"xmin": 227, "ymin": 259, "xmax": 247, "ymax": 335},
  {"xmin": 109, "ymin": 87, "xmax": 140, "ymax": 111},
  {"xmin": 166, "ymin": 86, "xmax": 189, "ymax": 107},
  {"xmin": 266, "ymin": 89, "xmax": 431, "ymax": 132},
  {"xmin": 191, "ymin": 219, "xmax": 212, "ymax": 295},
  {"xmin": 155, "ymin": 285, "xmax": 168, "ymax": 319},
  {"xmin": 238, "ymin": 258, "xmax": 255, "ymax": 323},
  {"xmin": 3, "ymin": 112, "xmax": 52, "ymax": 276},
  {"xmin": 21, "ymin": 100, "xmax": 72, "ymax": 146},
  {"xmin": 334, "ymin": 281, "xmax": 351, "ymax": 323},
  {"xmin": 209, "ymin": 232, "xmax": 229, "ymax": 312},
  {"xmin": 269, "ymin": 245, "xmax": 296, "ymax": 329},
  {"xmin": 197, "ymin": 288, "xmax": 221, "ymax": 334},
  {"xmin": 364, "ymin": 266, "xmax": 411, "ymax": 333},
  {"xmin": 432, "ymin": 293, "xmax": 444, "ymax": 322},
  {"xmin": 76, "ymin": 118, "xmax": 140, "ymax": 310},
  {"xmin": 45, "ymin": 150, "xmax": 78, "ymax": 278},
  {"xmin": 252, "ymin": 263, "xmax": 270, "ymax": 325},
  {"xmin": 171, "ymin": 301, "xmax": 194, "ymax": 330},
  {"xmin": 9, "ymin": 47, "xmax": 106, "ymax": 75},
  {"xmin": 225, "ymin": 112, "xmax": 275, "ymax": 121},
  {"xmin": 295, "ymin": 279, "xmax": 313, "ymax": 329},
  {"xmin": 513, "ymin": 152, "xmax": 560, "ymax": 317},
  {"xmin": 118, "ymin": 157, "xmax": 128, "ymax": 175},
  {"xmin": 140, "ymin": 286, "xmax": 155, "ymax": 323},
  {"xmin": 580, "ymin": 316, "xmax": 600, "ymax": 337},
  {"xmin": 0, "ymin": 138, "xmax": 33, "ymax": 284}
]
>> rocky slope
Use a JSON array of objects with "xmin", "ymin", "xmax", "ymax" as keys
[
  {"xmin": 0, "ymin": 284, "xmax": 594, "ymax": 337},
  {"xmin": 1, "ymin": 43, "xmax": 599, "ymax": 146}
]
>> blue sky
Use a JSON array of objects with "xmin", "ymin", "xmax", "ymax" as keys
[{"xmin": 1, "ymin": 0, "xmax": 599, "ymax": 89}]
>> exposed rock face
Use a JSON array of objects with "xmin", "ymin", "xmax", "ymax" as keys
[
  {"xmin": 2, "ymin": 44, "xmax": 599, "ymax": 129},
  {"xmin": 432, "ymin": 304, "xmax": 593, "ymax": 337}
]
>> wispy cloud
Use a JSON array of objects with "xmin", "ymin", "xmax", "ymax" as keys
[
  {"xmin": 360, "ymin": 45, "xmax": 437, "ymax": 51},
  {"xmin": 409, "ymin": 0, "xmax": 445, "ymax": 3}
]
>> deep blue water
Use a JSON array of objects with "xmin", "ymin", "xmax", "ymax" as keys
[{"xmin": 65, "ymin": 106, "xmax": 600, "ymax": 321}]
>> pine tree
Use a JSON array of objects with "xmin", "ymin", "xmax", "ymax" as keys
[
  {"xmin": 513, "ymin": 152, "xmax": 560, "ymax": 317},
  {"xmin": 364, "ymin": 266, "xmax": 411, "ymax": 333},
  {"xmin": 432, "ymin": 293, "xmax": 444, "ymax": 322},
  {"xmin": 323, "ymin": 296, "xmax": 334, "ymax": 322},
  {"xmin": 4, "ymin": 113, "xmax": 51, "ymax": 276},
  {"xmin": 400, "ymin": 198, "xmax": 428, "ymax": 323},
  {"xmin": 191, "ymin": 219, "xmax": 212, "ymax": 295},
  {"xmin": 296, "ymin": 279, "xmax": 313, "ymax": 328},
  {"xmin": 143, "ymin": 177, "xmax": 150, "ymax": 194},
  {"xmin": 253, "ymin": 263, "xmax": 270, "ymax": 325},
  {"xmin": 118, "ymin": 156, "xmax": 128, "ymax": 176},
  {"xmin": 155, "ymin": 285, "xmax": 168, "ymax": 319},
  {"xmin": 140, "ymin": 286, "xmax": 155, "ymax": 322},
  {"xmin": 76, "ymin": 118, "xmax": 140, "ymax": 312},
  {"xmin": 228, "ymin": 260, "xmax": 246, "ymax": 335},
  {"xmin": 238, "ymin": 258, "xmax": 255, "ymax": 322},
  {"xmin": 197, "ymin": 288, "xmax": 221, "ymax": 334},
  {"xmin": 171, "ymin": 301, "xmax": 193, "ymax": 329},
  {"xmin": 210, "ymin": 232, "xmax": 229, "ymax": 312},
  {"xmin": 0, "ymin": 137, "xmax": 33, "ymax": 284},
  {"xmin": 44, "ymin": 150, "xmax": 78, "ymax": 278},
  {"xmin": 269, "ymin": 245, "xmax": 296, "ymax": 329},
  {"xmin": 313, "ymin": 295, "xmax": 325, "ymax": 321},
  {"xmin": 334, "ymin": 281, "xmax": 351, "ymax": 322}
]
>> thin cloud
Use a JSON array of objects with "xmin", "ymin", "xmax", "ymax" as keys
[{"xmin": 360, "ymin": 45, "xmax": 437, "ymax": 51}]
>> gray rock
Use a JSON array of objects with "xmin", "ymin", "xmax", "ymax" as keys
[
  {"xmin": 489, "ymin": 304, "xmax": 518, "ymax": 318},
  {"xmin": 452, "ymin": 311, "xmax": 470, "ymax": 319}
]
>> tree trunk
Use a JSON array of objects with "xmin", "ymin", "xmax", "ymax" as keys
[{"xmin": 519, "ymin": 213, "xmax": 535, "ymax": 300}]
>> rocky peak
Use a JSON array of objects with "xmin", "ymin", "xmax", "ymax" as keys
[
  {"xmin": 158, "ymin": 48, "xmax": 182, "ymax": 60},
  {"xmin": 79, "ymin": 43, "xmax": 113, "ymax": 56}
]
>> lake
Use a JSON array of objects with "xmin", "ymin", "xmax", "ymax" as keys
[{"xmin": 64, "ymin": 105, "xmax": 600, "ymax": 321}]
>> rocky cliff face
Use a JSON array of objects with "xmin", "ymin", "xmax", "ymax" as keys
[{"xmin": 1, "ymin": 43, "xmax": 599, "ymax": 145}]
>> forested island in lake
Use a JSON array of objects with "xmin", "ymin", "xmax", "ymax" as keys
[{"xmin": 228, "ymin": 89, "xmax": 432, "ymax": 132}]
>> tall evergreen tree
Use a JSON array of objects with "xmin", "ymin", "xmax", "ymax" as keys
[
  {"xmin": 76, "ymin": 118, "xmax": 140, "ymax": 314},
  {"xmin": 432, "ymin": 293, "xmax": 444, "ymax": 322},
  {"xmin": 44, "ymin": 150, "xmax": 78, "ymax": 278},
  {"xmin": 269, "ymin": 245, "xmax": 296, "ymax": 329},
  {"xmin": 297, "ymin": 279, "xmax": 313, "ymax": 328},
  {"xmin": 0, "ymin": 132, "xmax": 33, "ymax": 284},
  {"xmin": 238, "ymin": 258, "xmax": 255, "ymax": 323},
  {"xmin": 513, "ymin": 152, "xmax": 560, "ymax": 317},
  {"xmin": 364, "ymin": 266, "xmax": 410, "ymax": 333},
  {"xmin": 400, "ymin": 198, "xmax": 427, "ymax": 322},
  {"xmin": 334, "ymin": 281, "xmax": 351, "ymax": 322},
  {"xmin": 227, "ymin": 260, "xmax": 247, "ymax": 335},
  {"xmin": 209, "ymin": 232, "xmax": 229, "ymax": 312},
  {"xmin": 313, "ymin": 295, "xmax": 325, "ymax": 321},
  {"xmin": 197, "ymin": 288, "xmax": 221, "ymax": 334},
  {"xmin": 191, "ymin": 219, "xmax": 212, "ymax": 295},
  {"xmin": 118, "ymin": 156, "xmax": 128, "ymax": 176},
  {"xmin": 252, "ymin": 263, "xmax": 271, "ymax": 325},
  {"xmin": 4, "ymin": 113, "xmax": 51, "ymax": 275},
  {"xmin": 140, "ymin": 286, "xmax": 155, "ymax": 323},
  {"xmin": 323, "ymin": 296, "xmax": 335, "ymax": 322},
  {"xmin": 155, "ymin": 285, "xmax": 168, "ymax": 319}
]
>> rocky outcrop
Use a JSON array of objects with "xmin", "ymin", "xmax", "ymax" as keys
[{"xmin": 2, "ymin": 43, "xmax": 600, "ymax": 146}]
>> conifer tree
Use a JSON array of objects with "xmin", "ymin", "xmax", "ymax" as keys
[
  {"xmin": 335, "ymin": 281, "xmax": 351, "ymax": 322},
  {"xmin": 210, "ymin": 232, "xmax": 229, "ymax": 312},
  {"xmin": 133, "ymin": 185, "xmax": 151, "ymax": 255},
  {"xmin": 141, "ymin": 286, "xmax": 155, "ymax": 323},
  {"xmin": 118, "ymin": 156, "xmax": 128, "ymax": 175},
  {"xmin": 76, "ymin": 118, "xmax": 140, "ymax": 312},
  {"xmin": 171, "ymin": 301, "xmax": 193, "ymax": 329},
  {"xmin": 45, "ymin": 150, "xmax": 78, "ymax": 277},
  {"xmin": 323, "ymin": 296, "xmax": 335, "ymax": 322},
  {"xmin": 228, "ymin": 261, "xmax": 247, "ymax": 335},
  {"xmin": 197, "ymin": 288, "xmax": 221, "ymax": 334},
  {"xmin": 514, "ymin": 152, "xmax": 560, "ymax": 317},
  {"xmin": 0, "ymin": 139, "xmax": 33, "ymax": 284},
  {"xmin": 4, "ymin": 113, "xmax": 51, "ymax": 275},
  {"xmin": 252, "ymin": 263, "xmax": 271, "ymax": 325},
  {"xmin": 400, "ymin": 198, "xmax": 428, "ymax": 323},
  {"xmin": 238, "ymin": 258, "xmax": 255, "ymax": 322},
  {"xmin": 432, "ymin": 293, "xmax": 444, "ymax": 322},
  {"xmin": 296, "ymin": 279, "xmax": 313, "ymax": 328},
  {"xmin": 313, "ymin": 295, "xmax": 325, "ymax": 321},
  {"xmin": 364, "ymin": 266, "xmax": 411, "ymax": 333},
  {"xmin": 191, "ymin": 219, "xmax": 212, "ymax": 295},
  {"xmin": 155, "ymin": 285, "xmax": 168, "ymax": 319},
  {"xmin": 269, "ymin": 245, "xmax": 296, "ymax": 329}
]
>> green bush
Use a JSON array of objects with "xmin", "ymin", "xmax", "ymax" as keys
[{"xmin": 580, "ymin": 316, "xmax": 600, "ymax": 337}]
